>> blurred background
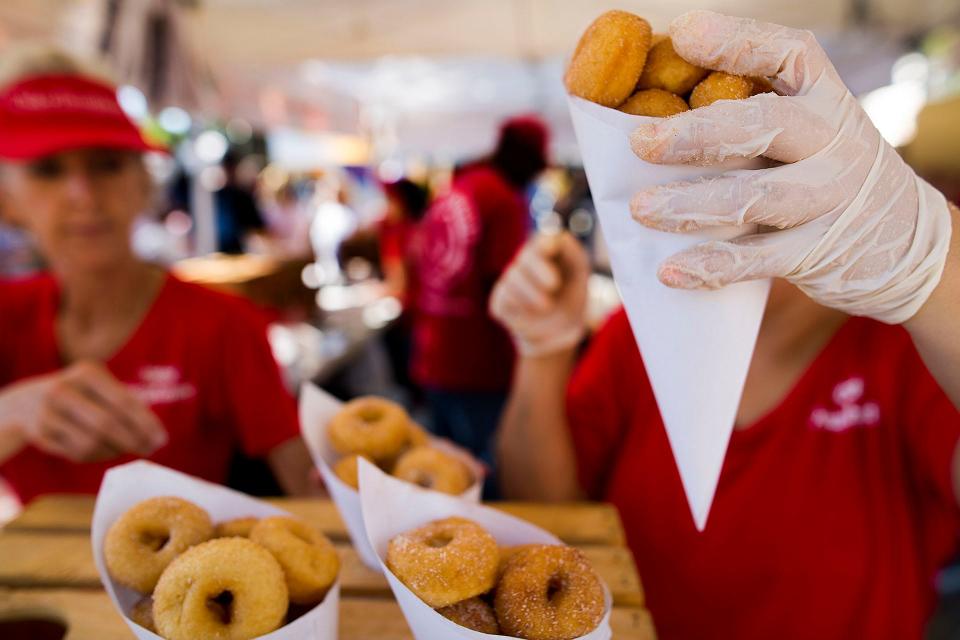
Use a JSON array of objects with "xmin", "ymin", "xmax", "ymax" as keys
[{"xmin": 0, "ymin": 0, "xmax": 958, "ymax": 629}]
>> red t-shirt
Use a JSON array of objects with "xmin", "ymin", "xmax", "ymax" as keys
[
  {"xmin": 411, "ymin": 165, "xmax": 529, "ymax": 391},
  {"xmin": 378, "ymin": 216, "xmax": 418, "ymax": 313},
  {"xmin": 0, "ymin": 273, "xmax": 300, "ymax": 504},
  {"xmin": 567, "ymin": 309, "xmax": 960, "ymax": 640}
]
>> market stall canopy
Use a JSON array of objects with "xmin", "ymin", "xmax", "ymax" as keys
[
  {"xmin": 0, "ymin": 0, "xmax": 954, "ymax": 162},
  {"xmin": 2, "ymin": 0, "xmax": 953, "ymax": 60}
]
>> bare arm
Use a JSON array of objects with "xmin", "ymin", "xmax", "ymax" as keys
[
  {"xmin": 490, "ymin": 233, "xmax": 591, "ymax": 501},
  {"xmin": 904, "ymin": 202, "xmax": 960, "ymax": 506},
  {"xmin": 267, "ymin": 436, "xmax": 326, "ymax": 497},
  {"xmin": 498, "ymin": 349, "xmax": 584, "ymax": 501},
  {"xmin": 904, "ymin": 202, "xmax": 960, "ymax": 409}
]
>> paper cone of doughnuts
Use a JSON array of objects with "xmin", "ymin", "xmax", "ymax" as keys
[
  {"xmin": 299, "ymin": 383, "xmax": 483, "ymax": 570},
  {"xmin": 91, "ymin": 460, "xmax": 340, "ymax": 640},
  {"xmin": 358, "ymin": 459, "xmax": 613, "ymax": 640},
  {"xmin": 567, "ymin": 96, "xmax": 771, "ymax": 531}
]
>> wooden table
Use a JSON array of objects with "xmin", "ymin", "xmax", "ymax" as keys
[{"xmin": 0, "ymin": 496, "xmax": 657, "ymax": 639}]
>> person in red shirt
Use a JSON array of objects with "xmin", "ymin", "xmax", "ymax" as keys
[
  {"xmin": 377, "ymin": 178, "xmax": 428, "ymax": 398},
  {"xmin": 411, "ymin": 116, "xmax": 548, "ymax": 485},
  {"xmin": 0, "ymin": 48, "xmax": 315, "ymax": 504},
  {"xmin": 492, "ymin": 12, "xmax": 960, "ymax": 640}
]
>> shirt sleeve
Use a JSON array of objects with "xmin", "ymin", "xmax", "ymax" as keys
[
  {"xmin": 898, "ymin": 341, "xmax": 960, "ymax": 512},
  {"xmin": 565, "ymin": 310, "xmax": 634, "ymax": 498},
  {"xmin": 477, "ymin": 181, "xmax": 528, "ymax": 281},
  {"xmin": 216, "ymin": 301, "xmax": 300, "ymax": 457}
]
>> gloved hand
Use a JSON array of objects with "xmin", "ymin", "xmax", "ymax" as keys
[
  {"xmin": 490, "ymin": 232, "xmax": 590, "ymax": 357},
  {"xmin": 629, "ymin": 10, "xmax": 953, "ymax": 324}
]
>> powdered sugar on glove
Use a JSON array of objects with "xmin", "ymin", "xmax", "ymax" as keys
[
  {"xmin": 490, "ymin": 233, "xmax": 589, "ymax": 357},
  {"xmin": 629, "ymin": 10, "xmax": 952, "ymax": 324}
]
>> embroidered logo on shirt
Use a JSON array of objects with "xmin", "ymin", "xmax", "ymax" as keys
[
  {"xmin": 809, "ymin": 376, "xmax": 880, "ymax": 432},
  {"xmin": 130, "ymin": 365, "xmax": 197, "ymax": 406}
]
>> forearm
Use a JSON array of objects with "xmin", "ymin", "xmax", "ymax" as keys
[
  {"xmin": 267, "ymin": 437, "xmax": 324, "ymax": 497},
  {"xmin": 0, "ymin": 385, "xmax": 30, "ymax": 465},
  {"xmin": 905, "ymin": 201, "xmax": 960, "ymax": 409},
  {"xmin": 497, "ymin": 349, "xmax": 583, "ymax": 501}
]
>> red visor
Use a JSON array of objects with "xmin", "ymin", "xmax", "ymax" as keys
[{"xmin": 0, "ymin": 74, "xmax": 165, "ymax": 160}]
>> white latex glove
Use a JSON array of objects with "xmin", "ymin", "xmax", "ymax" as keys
[
  {"xmin": 628, "ymin": 10, "xmax": 953, "ymax": 324},
  {"xmin": 490, "ymin": 233, "xmax": 590, "ymax": 357}
]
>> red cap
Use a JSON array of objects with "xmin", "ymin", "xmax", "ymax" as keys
[{"xmin": 0, "ymin": 74, "xmax": 164, "ymax": 160}]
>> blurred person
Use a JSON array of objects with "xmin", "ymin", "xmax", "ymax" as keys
[
  {"xmin": 378, "ymin": 178, "xmax": 428, "ymax": 299},
  {"xmin": 309, "ymin": 174, "xmax": 357, "ymax": 283},
  {"xmin": 493, "ymin": 13, "xmax": 960, "ymax": 640},
  {"xmin": 411, "ymin": 115, "xmax": 549, "ymax": 491},
  {"xmin": 255, "ymin": 175, "xmax": 313, "ymax": 259},
  {"xmin": 378, "ymin": 178, "xmax": 429, "ymax": 399},
  {"xmin": 0, "ymin": 46, "xmax": 317, "ymax": 505},
  {"xmin": 212, "ymin": 150, "xmax": 266, "ymax": 254}
]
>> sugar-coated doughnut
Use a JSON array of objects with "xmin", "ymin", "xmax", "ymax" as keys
[
  {"xmin": 328, "ymin": 396, "xmax": 410, "ymax": 462},
  {"xmin": 495, "ymin": 544, "xmax": 606, "ymax": 640},
  {"xmin": 564, "ymin": 10, "xmax": 652, "ymax": 107},
  {"xmin": 750, "ymin": 76, "xmax": 775, "ymax": 95},
  {"xmin": 250, "ymin": 516, "xmax": 340, "ymax": 604},
  {"xmin": 392, "ymin": 446, "xmax": 473, "ymax": 495},
  {"xmin": 619, "ymin": 89, "xmax": 689, "ymax": 117},
  {"xmin": 637, "ymin": 37, "xmax": 707, "ymax": 96},
  {"xmin": 214, "ymin": 517, "xmax": 259, "ymax": 538},
  {"xmin": 153, "ymin": 537, "xmax": 288, "ymax": 640},
  {"xmin": 689, "ymin": 71, "xmax": 753, "ymax": 109},
  {"xmin": 387, "ymin": 516, "xmax": 499, "ymax": 608},
  {"xmin": 104, "ymin": 496, "xmax": 213, "ymax": 594},
  {"xmin": 437, "ymin": 596, "xmax": 500, "ymax": 634},
  {"xmin": 129, "ymin": 596, "xmax": 156, "ymax": 632}
]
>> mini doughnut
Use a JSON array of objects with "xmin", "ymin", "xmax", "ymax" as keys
[
  {"xmin": 437, "ymin": 596, "xmax": 500, "ymax": 634},
  {"xmin": 392, "ymin": 446, "xmax": 473, "ymax": 495},
  {"xmin": 387, "ymin": 516, "xmax": 498, "ymax": 608},
  {"xmin": 215, "ymin": 517, "xmax": 259, "ymax": 538},
  {"xmin": 153, "ymin": 537, "xmax": 287, "ymax": 640},
  {"xmin": 619, "ymin": 89, "xmax": 689, "ymax": 117},
  {"xmin": 498, "ymin": 544, "xmax": 541, "ymax": 577},
  {"xmin": 406, "ymin": 422, "xmax": 431, "ymax": 448},
  {"xmin": 495, "ymin": 545, "xmax": 606, "ymax": 640},
  {"xmin": 564, "ymin": 10, "xmax": 652, "ymax": 107},
  {"xmin": 250, "ymin": 516, "xmax": 340, "ymax": 604},
  {"xmin": 689, "ymin": 71, "xmax": 753, "ymax": 109},
  {"xmin": 637, "ymin": 37, "xmax": 707, "ymax": 96},
  {"xmin": 104, "ymin": 496, "xmax": 213, "ymax": 593},
  {"xmin": 129, "ymin": 596, "xmax": 156, "ymax": 632},
  {"xmin": 750, "ymin": 76, "xmax": 775, "ymax": 96},
  {"xmin": 332, "ymin": 454, "xmax": 368, "ymax": 490},
  {"xmin": 328, "ymin": 396, "xmax": 410, "ymax": 462}
]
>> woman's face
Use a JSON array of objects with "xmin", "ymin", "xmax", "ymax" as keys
[{"xmin": 0, "ymin": 148, "xmax": 150, "ymax": 273}]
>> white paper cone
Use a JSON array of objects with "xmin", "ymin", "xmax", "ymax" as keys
[
  {"xmin": 299, "ymin": 383, "xmax": 483, "ymax": 570},
  {"xmin": 358, "ymin": 459, "xmax": 613, "ymax": 640},
  {"xmin": 91, "ymin": 460, "xmax": 340, "ymax": 640},
  {"xmin": 568, "ymin": 96, "xmax": 771, "ymax": 530}
]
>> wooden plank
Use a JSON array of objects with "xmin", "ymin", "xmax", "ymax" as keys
[
  {"xmin": 0, "ymin": 589, "xmax": 657, "ymax": 640},
  {"xmin": 0, "ymin": 532, "xmax": 643, "ymax": 608},
  {"xmin": 7, "ymin": 496, "xmax": 626, "ymax": 546}
]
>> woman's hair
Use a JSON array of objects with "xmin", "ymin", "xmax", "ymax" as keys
[{"xmin": 0, "ymin": 43, "xmax": 114, "ymax": 91}]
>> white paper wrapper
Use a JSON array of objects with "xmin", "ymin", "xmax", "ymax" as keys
[
  {"xmin": 91, "ymin": 460, "xmax": 340, "ymax": 639},
  {"xmin": 358, "ymin": 459, "xmax": 613, "ymax": 640},
  {"xmin": 299, "ymin": 383, "xmax": 484, "ymax": 570},
  {"xmin": 568, "ymin": 96, "xmax": 771, "ymax": 531}
]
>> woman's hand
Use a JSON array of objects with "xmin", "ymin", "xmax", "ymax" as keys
[
  {"xmin": 490, "ymin": 232, "xmax": 591, "ymax": 357},
  {"xmin": 629, "ymin": 10, "xmax": 953, "ymax": 326},
  {"xmin": 0, "ymin": 360, "xmax": 166, "ymax": 463}
]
